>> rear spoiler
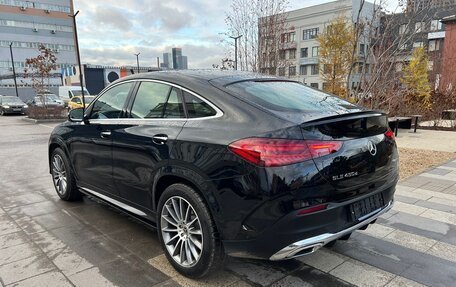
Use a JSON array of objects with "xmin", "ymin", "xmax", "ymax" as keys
[{"xmin": 300, "ymin": 111, "xmax": 386, "ymax": 128}]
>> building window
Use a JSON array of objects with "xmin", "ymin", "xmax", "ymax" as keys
[
  {"xmin": 428, "ymin": 61, "xmax": 434, "ymax": 71},
  {"xmin": 430, "ymin": 20, "xmax": 442, "ymax": 31},
  {"xmin": 0, "ymin": 0, "xmax": 71, "ymax": 13},
  {"xmin": 281, "ymin": 32, "xmax": 296, "ymax": 43},
  {"xmin": 360, "ymin": 44, "xmax": 365, "ymax": 56},
  {"xmin": 300, "ymin": 65, "xmax": 307, "ymax": 75},
  {"xmin": 399, "ymin": 43, "xmax": 407, "ymax": 50},
  {"xmin": 278, "ymin": 67, "xmax": 286, "ymax": 76},
  {"xmin": 300, "ymin": 48, "xmax": 308, "ymax": 58},
  {"xmin": 428, "ymin": 40, "xmax": 440, "ymax": 51},
  {"xmin": 279, "ymin": 50, "xmax": 286, "ymax": 60},
  {"xmin": 289, "ymin": 66, "xmax": 296, "ymax": 76},
  {"xmin": 399, "ymin": 24, "xmax": 407, "ymax": 35},
  {"xmin": 310, "ymin": 83, "xmax": 319, "ymax": 89},
  {"xmin": 303, "ymin": 28, "xmax": 319, "ymax": 40},
  {"xmin": 312, "ymin": 46, "xmax": 319, "ymax": 57},
  {"xmin": 413, "ymin": 41, "xmax": 423, "ymax": 48},
  {"xmin": 415, "ymin": 22, "xmax": 425, "ymax": 33},
  {"xmin": 0, "ymin": 19, "xmax": 73, "ymax": 32},
  {"xmin": 311, "ymin": 64, "xmax": 319, "ymax": 75},
  {"xmin": 288, "ymin": 49, "xmax": 296, "ymax": 59}
]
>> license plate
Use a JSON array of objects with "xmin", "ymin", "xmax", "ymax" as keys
[
  {"xmin": 13, "ymin": 109, "xmax": 21, "ymax": 112},
  {"xmin": 349, "ymin": 193, "xmax": 384, "ymax": 221}
]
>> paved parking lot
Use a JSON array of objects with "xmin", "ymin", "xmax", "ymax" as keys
[{"xmin": 1, "ymin": 115, "xmax": 456, "ymax": 287}]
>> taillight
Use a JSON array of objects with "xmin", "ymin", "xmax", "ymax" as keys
[
  {"xmin": 228, "ymin": 138, "xmax": 342, "ymax": 167},
  {"xmin": 297, "ymin": 203, "xmax": 328, "ymax": 215},
  {"xmin": 385, "ymin": 129, "xmax": 395, "ymax": 140}
]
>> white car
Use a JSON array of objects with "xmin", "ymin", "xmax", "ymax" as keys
[
  {"xmin": 59, "ymin": 86, "xmax": 90, "ymax": 105},
  {"xmin": 32, "ymin": 94, "xmax": 65, "ymax": 107}
]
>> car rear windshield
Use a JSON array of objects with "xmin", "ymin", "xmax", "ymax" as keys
[
  {"xmin": 226, "ymin": 81, "xmax": 360, "ymax": 114},
  {"xmin": 73, "ymin": 90, "xmax": 90, "ymax": 97}
]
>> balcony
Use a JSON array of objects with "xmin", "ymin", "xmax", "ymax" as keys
[
  {"xmin": 299, "ymin": 57, "xmax": 319, "ymax": 65},
  {"xmin": 280, "ymin": 41, "xmax": 297, "ymax": 50},
  {"xmin": 428, "ymin": 31, "xmax": 445, "ymax": 40}
]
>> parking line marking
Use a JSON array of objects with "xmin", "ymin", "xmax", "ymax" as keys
[{"xmin": 39, "ymin": 124, "xmax": 55, "ymax": 129}]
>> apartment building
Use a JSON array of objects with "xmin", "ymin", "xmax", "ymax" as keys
[
  {"xmin": 386, "ymin": 6, "xmax": 456, "ymax": 91},
  {"xmin": 0, "ymin": 0, "xmax": 76, "ymax": 97},
  {"xmin": 259, "ymin": 0, "xmax": 375, "ymax": 90},
  {"xmin": 407, "ymin": 0, "xmax": 456, "ymax": 10},
  {"xmin": 440, "ymin": 15, "xmax": 456, "ymax": 91}
]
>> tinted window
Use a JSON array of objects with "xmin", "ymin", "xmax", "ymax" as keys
[
  {"xmin": 226, "ymin": 81, "xmax": 359, "ymax": 114},
  {"xmin": 131, "ymin": 82, "xmax": 171, "ymax": 118},
  {"xmin": 163, "ymin": 88, "xmax": 185, "ymax": 118},
  {"xmin": 183, "ymin": 91, "xmax": 217, "ymax": 118},
  {"xmin": 90, "ymin": 83, "xmax": 132, "ymax": 119}
]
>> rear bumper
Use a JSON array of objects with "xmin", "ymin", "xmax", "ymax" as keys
[
  {"xmin": 269, "ymin": 199, "xmax": 393, "ymax": 260},
  {"xmin": 222, "ymin": 184, "xmax": 396, "ymax": 260}
]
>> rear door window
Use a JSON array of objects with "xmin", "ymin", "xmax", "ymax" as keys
[{"xmin": 131, "ymin": 82, "xmax": 185, "ymax": 119}]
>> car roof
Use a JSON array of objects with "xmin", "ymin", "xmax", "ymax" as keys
[{"xmin": 118, "ymin": 69, "xmax": 284, "ymax": 87}]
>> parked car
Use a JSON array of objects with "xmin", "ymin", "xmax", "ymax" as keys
[
  {"xmin": 59, "ymin": 86, "xmax": 91, "ymax": 106},
  {"xmin": 32, "ymin": 94, "xmax": 65, "ymax": 107},
  {"xmin": 48, "ymin": 70, "xmax": 398, "ymax": 278},
  {"xmin": 67, "ymin": 95, "xmax": 96, "ymax": 110},
  {"xmin": 0, "ymin": 95, "xmax": 28, "ymax": 115}
]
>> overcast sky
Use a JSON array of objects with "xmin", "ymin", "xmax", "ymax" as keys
[{"xmin": 73, "ymin": 0, "xmax": 396, "ymax": 69}]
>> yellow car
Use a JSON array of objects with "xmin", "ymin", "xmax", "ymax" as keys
[{"xmin": 68, "ymin": 96, "xmax": 95, "ymax": 110}]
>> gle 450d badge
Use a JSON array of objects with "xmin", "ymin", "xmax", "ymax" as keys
[{"xmin": 332, "ymin": 171, "xmax": 359, "ymax": 181}]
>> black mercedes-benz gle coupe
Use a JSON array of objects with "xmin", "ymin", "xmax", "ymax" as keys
[{"xmin": 48, "ymin": 70, "xmax": 398, "ymax": 278}]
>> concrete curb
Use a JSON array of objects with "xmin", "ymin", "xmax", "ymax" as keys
[{"xmin": 22, "ymin": 117, "xmax": 66, "ymax": 124}]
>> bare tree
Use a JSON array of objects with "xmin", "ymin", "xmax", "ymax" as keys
[
  {"xmin": 24, "ymin": 44, "xmax": 58, "ymax": 107},
  {"xmin": 225, "ymin": 0, "xmax": 289, "ymax": 73}
]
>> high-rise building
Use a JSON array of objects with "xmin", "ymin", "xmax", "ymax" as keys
[
  {"xmin": 407, "ymin": 0, "xmax": 456, "ymax": 10},
  {"xmin": 172, "ymin": 48, "xmax": 182, "ymax": 69},
  {"xmin": 163, "ymin": 48, "xmax": 188, "ymax": 70},
  {"xmin": 176, "ymin": 55, "xmax": 188, "ymax": 70},
  {"xmin": 161, "ymin": 52, "xmax": 173, "ymax": 69},
  {"xmin": 0, "ymin": 0, "xmax": 77, "ymax": 98}
]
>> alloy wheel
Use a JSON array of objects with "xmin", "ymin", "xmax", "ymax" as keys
[
  {"xmin": 160, "ymin": 196, "xmax": 203, "ymax": 267},
  {"xmin": 52, "ymin": 154, "xmax": 67, "ymax": 195}
]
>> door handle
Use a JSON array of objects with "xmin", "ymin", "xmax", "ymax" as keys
[
  {"xmin": 100, "ymin": 131, "xmax": 111, "ymax": 138},
  {"xmin": 152, "ymin": 134, "xmax": 168, "ymax": 145}
]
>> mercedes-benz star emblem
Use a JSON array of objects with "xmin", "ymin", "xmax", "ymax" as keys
[{"xmin": 367, "ymin": 141, "xmax": 377, "ymax": 156}]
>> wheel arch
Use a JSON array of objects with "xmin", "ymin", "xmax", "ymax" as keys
[
  {"xmin": 152, "ymin": 167, "xmax": 221, "ymax": 226},
  {"xmin": 48, "ymin": 138, "xmax": 71, "ymax": 174}
]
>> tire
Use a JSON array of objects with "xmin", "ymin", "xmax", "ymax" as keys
[
  {"xmin": 0, "ymin": 109, "xmax": 5, "ymax": 116},
  {"xmin": 50, "ymin": 148, "xmax": 82, "ymax": 201},
  {"xmin": 157, "ymin": 183, "xmax": 224, "ymax": 278}
]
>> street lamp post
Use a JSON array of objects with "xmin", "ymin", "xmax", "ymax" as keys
[
  {"xmin": 134, "ymin": 53, "xmax": 141, "ymax": 74},
  {"xmin": 229, "ymin": 35, "xmax": 243, "ymax": 70},
  {"xmin": 69, "ymin": 10, "xmax": 86, "ymax": 112},
  {"xmin": 9, "ymin": 43, "xmax": 19, "ymax": 98}
]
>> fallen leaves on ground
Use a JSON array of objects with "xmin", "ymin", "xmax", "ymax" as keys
[{"xmin": 399, "ymin": 147, "xmax": 456, "ymax": 179}]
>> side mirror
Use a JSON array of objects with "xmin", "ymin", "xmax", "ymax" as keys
[{"xmin": 68, "ymin": 108, "xmax": 87, "ymax": 122}]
